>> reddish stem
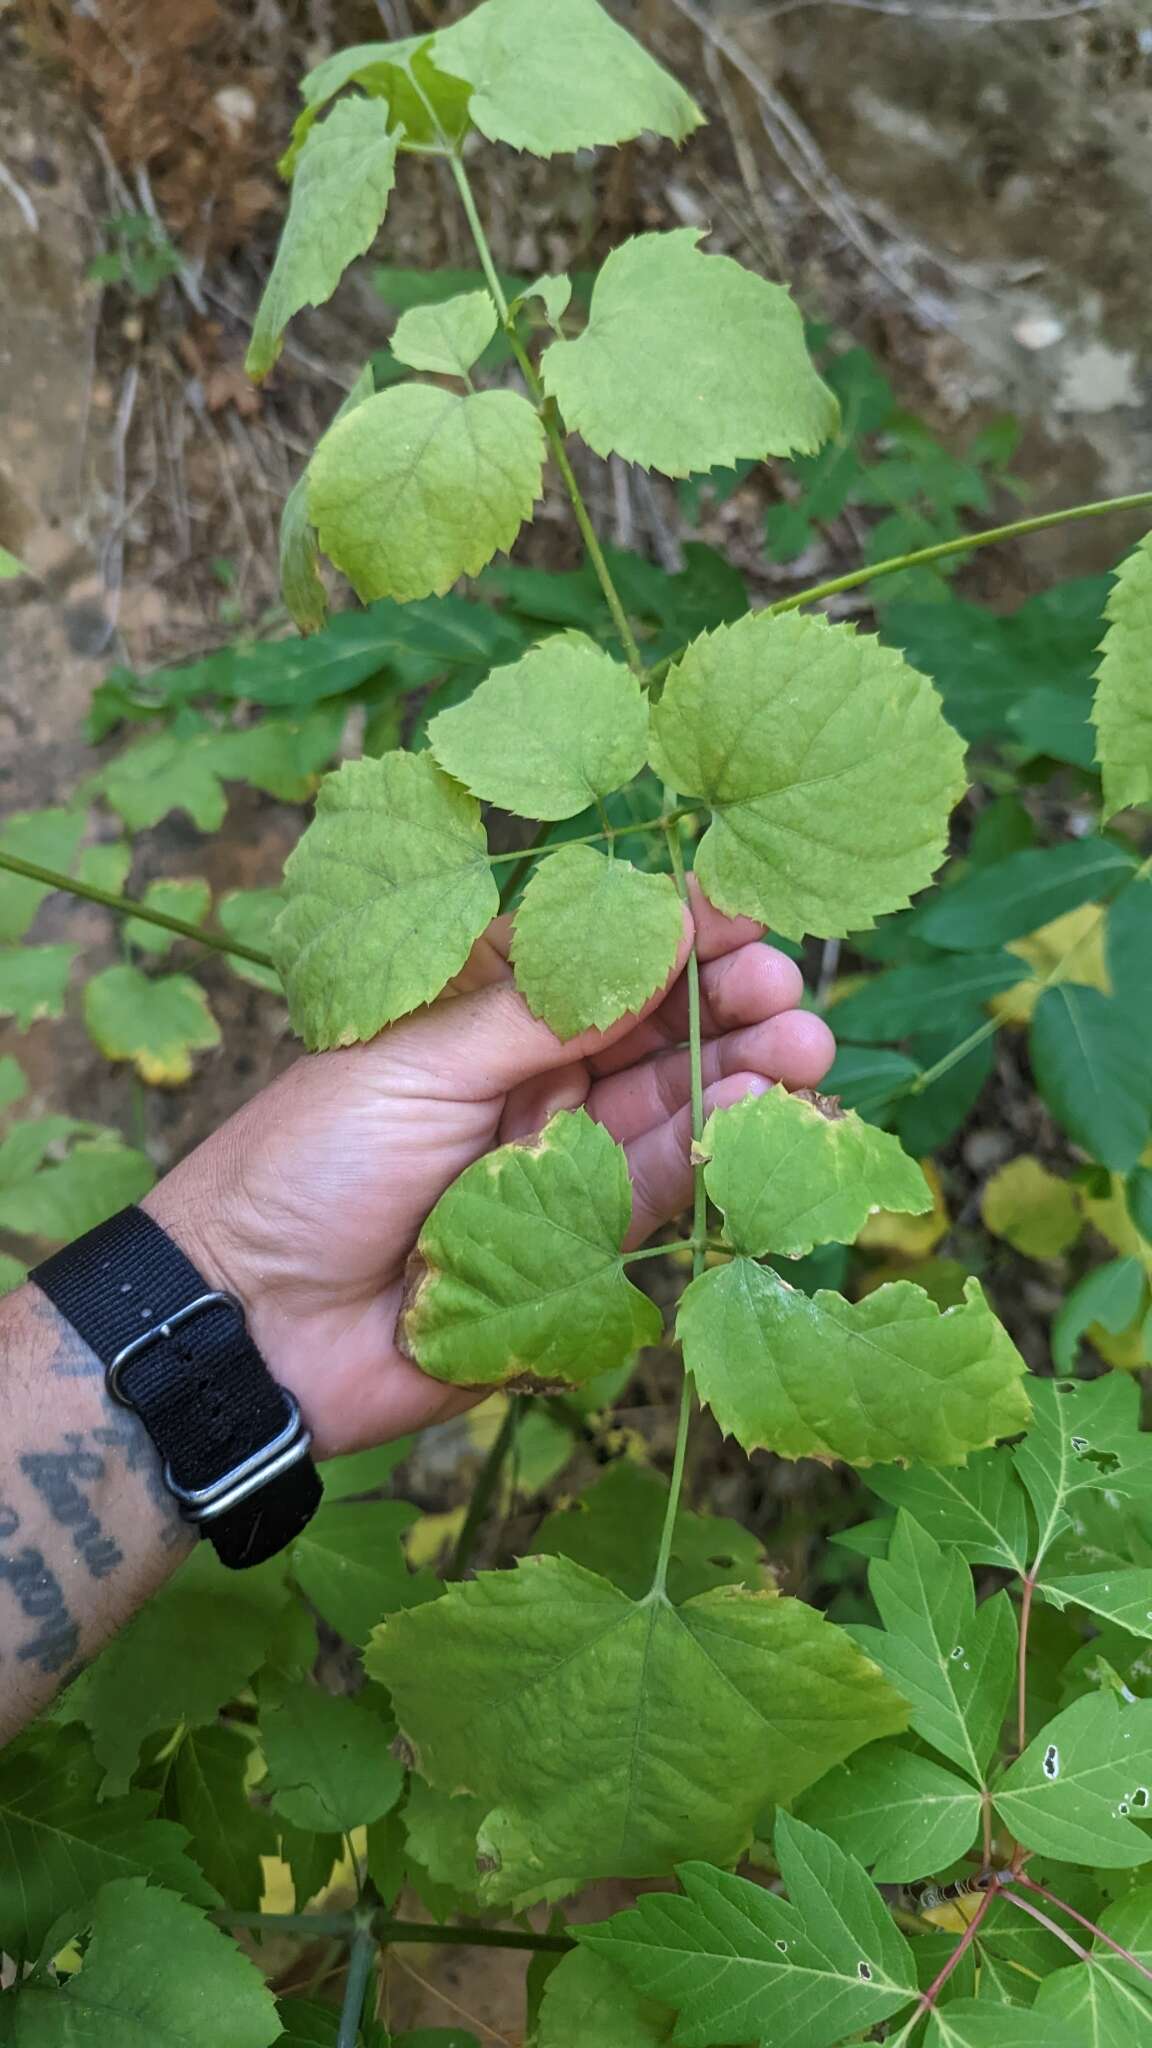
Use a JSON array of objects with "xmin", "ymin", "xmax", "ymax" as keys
[
  {"xmin": 914, "ymin": 1881, "xmax": 999, "ymax": 2015},
  {"xmin": 1015, "ymin": 1874, "xmax": 1152, "ymax": 1986},
  {"xmin": 980, "ymin": 1792, "xmax": 994, "ymax": 1872},
  {"xmin": 998, "ymin": 1888, "xmax": 1089, "ymax": 1961},
  {"xmin": 1016, "ymin": 1573, "xmax": 1036, "ymax": 1756}
]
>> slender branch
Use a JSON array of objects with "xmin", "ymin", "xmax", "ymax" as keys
[
  {"xmin": 446, "ymin": 1395, "xmax": 524, "ymax": 1581},
  {"xmin": 0, "ymin": 850, "xmax": 276, "ymax": 969},
  {"xmin": 914, "ymin": 1881, "xmax": 998, "ymax": 2015},
  {"xmin": 338, "ymin": 1923, "xmax": 377, "ymax": 2048},
  {"xmin": 998, "ymin": 1887, "xmax": 1090, "ymax": 1961},
  {"xmin": 446, "ymin": 151, "xmax": 646, "ymax": 675},
  {"xmin": 772, "ymin": 489, "xmax": 1152, "ymax": 617},
  {"xmin": 214, "ymin": 1909, "xmax": 572, "ymax": 1954},
  {"xmin": 622, "ymin": 1237, "xmax": 698, "ymax": 1264},
  {"xmin": 1014, "ymin": 1874, "xmax": 1152, "ymax": 1985},
  {"xmin": 1016, "ymin": 1573, "xmax": 1036, "ymax": 1757}
]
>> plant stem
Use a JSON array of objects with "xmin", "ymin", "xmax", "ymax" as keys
[
  {"xmin": 486, "ymin": 813, "xmax": 671, "ymax": 870},
  {"xmin": 0, "ymin": 850, "xmax": 276, "ymax": 969},
  {"xmin": 1016, "ymin": 1573, "xmax": 1036, "ymax": 1757},
  {"xmin": 338, "ymin": 1922, "xmax": 377, "ymax": 2048},
  {"xmin": 215, "ymin": 1909, "xmax": 572, "ymax": 1953},
  {"xmin": 446, "ymin": 151, "xmax": 646, "ymax": 676},
  {"xmin": 622, "ymin": 1237, "xmax": 697, "ymax": 1264},
  {"xmin": 446, "ymin": 1395, "xmax": 525, "ymax": 1581},
  {"xmin": 773, "ymin": 488, "xmax": 1152, "ymax": 617},
  {"xmin": 914, "ymin": 1881, "xmax": 998, "ymax": 2016},
  {"xmin": 997, "ymin": 1888, "xmax": 1090, "ymax": 1962},
  {"xmin": 1014, "ymin": 1874, "xmax": 1152, "ymax": 1984}
]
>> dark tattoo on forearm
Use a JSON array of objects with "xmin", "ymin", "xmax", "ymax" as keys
[
  {"xmin": 19, "ymin": 1436, "xmax": 124, "ymax": 1580},
  {"xmin": 93, "ymin": 1423, "xmax": 185, "ymax": 1549},
  {"xmin": 0, "ymin": 1503, "xmax": 80, "ymax": 1675}
]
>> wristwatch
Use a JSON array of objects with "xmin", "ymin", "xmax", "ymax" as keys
[{"xmin": 31, "ymin": 1206, "xmax": 322, "ymax": 1568}]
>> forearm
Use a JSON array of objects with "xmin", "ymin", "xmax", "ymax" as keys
[{"xmin": 0, "ymin": 1282, "xmax": 192, "ymax": 1744}]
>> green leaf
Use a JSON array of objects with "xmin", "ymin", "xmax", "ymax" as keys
[
  {"xmin": 308, "ymin": 383, "xmax": 545, "ymax": 603},
  {"xmin": 648, "ymin": 610, "xmax": 967, "ymax": 939},
  {"xmin": 919, "ymin": 839, "xmax": 1138, "ymax": 952},
  {"xmin": 1040, "ymin": 1570, "xmax": 1152, "ymax": 1643},
  {"xmin": 0, "ymin": 1255, "xmax": 24, "ymax": 1296},
  {"xmin": 1051, "ymin": 1255, "xmax": 1146, "ymax": 1371},
  {"xmin": 851, "ymin": 1512, "xmax": 1017, "ymax": 1783},
  {"xmin": 536, "ymin": 1950, "xmax": 674, "ymax": 2047},
  {"xmin": 511, "ymin": 848, "xmax": 683, "ymax": 1036},
  {"xmin": 165, "ymin": 1725, "xmax": 274, "ymax": 1910},
  {"xmin": 867, "ymin": 1451, "xmax": 1031, "ymax": 1575},
  {"xmin": 0, "ymin": 1057, "xmax": 27, "ymax": 1113},
  {"xmin": 83, "ymin": 965, "xmax": 220, "ymax": 1084},
  {"xmin": 797, "ymin": 1740, "xmax": 981, "ymax": 1882},
  {"xmin": 122, "ymin": 878, "xmax": 211, "ymax": 956},
  {"xmin": 391, "ymin": 289, "xmax": 497, "ymax": 377},
  {"xmin": 1013, "ymin": 1369, "xmax": 1152, "ymax": 1568},
  {"xmin": 58, "ymin": 1547, "xmax": 291, "ymax": 1792},
  {"xmin": 1094, "ymin": 531, "xmax": 1152, "ymax": 818},
  {"xmin": 580, "ymin": 1815, "xmax": 917, "ymax": 2048},
  {"xmin": 821, "ymin": 1045, "xmax": 921, "ymax": 1120},
  {"xmin": 0, "ymin": 546, "xmax": 27, "ymax": 578},
  {"xmin": 298, "ymin": 36, "xmax": 471, "ymax": 152},
  {"xmin": 432, "ymin": 0, "xmax": 702, "ymax": 155},
  {"xmin": 829, "ymin": 954, "xmax": 1023, "ymax": 1042},
  {"xmin": 700, "ymin": 1086, "xmax": 930, "ymax": 1258},
  {"xmin": 319, "ymin": 1438, "xmax": 412, "ymax": 1499},
  {"xmin": 273, "ymin": 752, "xmax": 498, "ymax": 1049},
  {"xmin": 0, "ymin": 810, "xmax": 85, "ymax": 942},
  {"xmin": 402, "ymin": 1773, "xmax": 485, "ymax": 1899},
  {"xmin": 0, "ymin": 1132, "xmax": 153, "ymax": 1241},
  {"xmin": 370, "ymin": 1554, "xmax": 905, "ymax": 1903},
  {"xmin": 96, "ymin": 729, "xmax": 231, "ymax": 832},
  {"xmin": 994, "ymin": 1691, "xmax": 1152, "ymax": 1867},
  {"xmin": 924, "ymin": 2004, "xmax": 1079, "ymax": 2047},
  {"xmin": 1031, "ymin": 984, "xmax": 1152, "ymax": 1172},
  {"xmin": 543, "ymin": 230, "xmax": 835, "ymax": 476},
  {"xmin": 247, "ymin": 99, "xmax": 400, "ymax": 379},
  {"xmin": 261, "ymin": 1684, "xmax": 404, "ymax": 1834},
  {"xmin": 289, "ymin": 1500, "xmax": 437, "ymax": 1647},
  {"xmin": 1108, "ymin": 871, "xmax": 1152, "ymax": 1020},
  {"xmin": 678, "ymin": 1266, "xmax": 1028, "ymax": 1467},
  {"xmin": 517, "ymin": 272, "xmax": 573, "ymax": 328},
  {"xmin": 532, "ymin": 1460, "xmax": 763, "ymax": 1605},
  {"xmin": 11, "ymin": 1878, "xmax": 280, "ymax": 2047},
  {"xmin": 401, "ymin": 1110, "xmax": 662, "ymax": 1390},
  {"xmin": 0, "ymin": 1724, "xmax": 218, "ymax": 1958},
  {"xmin": 281, "ymin": 365, "xmax": 374, "ymax": 632},
  {"xmin": 217, "ymin": 889, "xmax": 283, "ymax": 992},
  {"xmin": 0, "ymin": 947, "xmax": 77, "ymax": 1027},
  {"xmin": 428, "ymin": 632, "xmax": 649, "ymax": 819},
  {"xmin": 1036, "ymin": 1884, "xmax": 1152, "ymax": 2044}
]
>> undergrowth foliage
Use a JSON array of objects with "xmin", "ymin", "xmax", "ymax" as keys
[{"xmin": 1, "ymin": 1, "xmax": 1152, "ymax": 2042}]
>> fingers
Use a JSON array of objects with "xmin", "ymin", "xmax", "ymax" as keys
[
  {"xmin": 498, "ymin": 1061, "xmax": 592, "ymax": 1142},
  {"xmin": 588, "ymin": 938, "xmax": 805, "ymax": 1077},
  {"xmin": 623, "ymin": 1073, "xmax": 769, "ymax": 1248},
  {"xmin": 590, "ymin": 1008, "xmax": 837, "ymax": 1145}
]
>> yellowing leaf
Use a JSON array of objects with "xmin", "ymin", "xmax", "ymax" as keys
[
  {"xmin": 273, "ymin": 752, "xmax": 498, "ymax": 1049},
  {"xmin": 990, "ymin": 902, "xmax": 1110, "ymax": 1025},
  {"xmin": 511, "ymin": 847, "xmax": 683, "ymax": 1037},
  {"xmin": 308, "ymin": 383, "xmax": 545, "ymax": 603},
  {"xmin": 0, "ymin": 946, "xmax": 77, "ymax": 1028},
  {"xmin": 247, "ymin": 99, "xmax": 400, "ymax": 380},
  {"xmin": 83, "ymin": 965, "xmax": 220, "ymax": 1084},
  {"xmin": 648, "ymin": 611, "xmax": 967, "ymax": 940},
  {"xmin": 391, "ymin": 288, "xmax": 496, "ymax": 377},
  {"xmin": 857, "ymin": 1160, "xmax": 948, "ymax": 1254},
  {"xmin": 1094, "ymin": 529, "xmax": 1152, "ymax": 819},
  {"xmin": 1080, "ymin": 1171, "xmax": 1152, "ymax": 1274},
  {"xmin": 542, "ymin": 229, "xmax": 836, "ymax": 477},
  {"xmin": 982, "ymin": 1156, "xmax": 1082, "ymax": 1260}
]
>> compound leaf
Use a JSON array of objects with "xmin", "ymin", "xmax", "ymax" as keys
[
  {"xmin": 370, "ymin": 1555, "xmax": 905, "ymax": 1904},
  {"xmin": 678, "ymin": 1266, "xmax": 1028, "ymax": 1467},
  {"xmin": 994, "ymin": 1691, "xmax": 1152, "ymax": 1867},
  {"xmin": 925, "ymin": 2004, "xmax": 1078, "ymax": 2047},
  {"xmin": 511, "ymin": 847, "xmax": 683, "ymax": 1036},
  {"xmin": 400, "ymin": 1109, "xmax": 663, "ymax": 1389},
  {"xmin": 532, "ymin": 1461, "xmax": 763, "ymax": 1605},
  {"xmin": 851, "ymin": 1512, "xmax": 1017, "ymax": 1784},
  {"xmin": 542, "ymin": 230, "xmax": 835, "ymax": 476},
  {"xmin": 648, "ymin": 610, "xmax": 967, "ymax": 938},
  {"xmin": 0, "ymin": 946, "xmax": 77, "ymax": 1028},
  {"xmin": 867, "ymin": 1452, "xmax": 1031, "ymax": 1576},
  {"xmin": 391, "ymin": 289, "xmax": 496, "ymax": 377},
  {"xmin": 247, "ymin": 98, "xmax": 400, "ymax": 380},
  {"xmin": 1040, "ymin": 1570, "xmax": 1152, "ymax": 1643},
  {"xmin": 260, "ymin": 1684, "xmax": 404, "ymax": 1834},
  {"xmin": 1013, "ymin": 1374, "xmax": 1152, "ymax": 1569},
  {"xmin": 580, "ymin": 1815, "xmax": 917, "ymax": 2048},
  {"xmin": 701, "ymin": 1087, "xmax": 930, "ymax": 1259},
  {"xmin": 1031, "ymin": 983, "xmax": 1152, "ymax": 1172},
  {"xmin": 1036, "ymin": 1885, "xmax": 1152, "ymax": 2045},
  {"xmin": 829, "ymin": 954, "xmax": 1022, "ymax": 1042},
  {"xmin": 11, "ymin": 1877, "xmax": 280, "ymax": 2047},
  {"xmin": 273, "ymin": 752, "xmax": 498, "ymax": 1049},
  {"xmin": 797, "ymin": 1741, "xmax": 981, "ymax": 1883},
  {"xmin": 83, "ymin": 965, "xmax": 220, "ymax": 1085},
  {"xmin": 536, "ymin": 1949, "xmax": 674, "ymax": 2048},
  {"xmin": 428, "ymin": 632, "xmax": 649, "ymax": 819},
  {"xmin": 432, "ymin": 0, "xmax": 702, "ymax": 155},
  {"xmin": 1094, "ymin": 530, "xmax": 1152, "ymax": 818},
  {"xmin": 308, "ymin": 383, "xmax": 545, "ymax": 603}
]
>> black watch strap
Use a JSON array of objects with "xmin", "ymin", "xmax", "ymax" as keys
[{"xmin": 31, "ymin": 1207, "xmax": 322, "ymax": 1569}]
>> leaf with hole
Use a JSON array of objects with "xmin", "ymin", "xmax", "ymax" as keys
[
  {"xmin": 994, "ymin": 1691, "xmax": 1152, "ymax": 1868},
  {"xmin": 648, "ymin": 611, "xmax": 967, "ymax": 939},
  {"xmin": 542, "ymin": 230, "xmax": 835, "ymax": 476}
]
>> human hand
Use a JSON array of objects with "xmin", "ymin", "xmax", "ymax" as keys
[{"xmin": 145, "ymin": 882, "xmax": 834, "ymax": 1458}]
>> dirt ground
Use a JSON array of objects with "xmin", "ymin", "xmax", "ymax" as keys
[{"xmin": 3, "ymin": 0, "xmax": 1152, "ymax": 2033}]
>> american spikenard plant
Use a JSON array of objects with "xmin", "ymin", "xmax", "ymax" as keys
[{"xmin": 2, "ymin": 2, "xmax": 1152, "ymax": 2044}]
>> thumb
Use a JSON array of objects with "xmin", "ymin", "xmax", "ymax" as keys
[{"xmin": 374, "ymin": 904, "xmax": 694, "ymax": 1102}]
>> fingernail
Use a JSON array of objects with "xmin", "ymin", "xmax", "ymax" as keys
[{"xmin": 745, "ymin": 1076, "xmax": 772, "ymax": 1097}]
